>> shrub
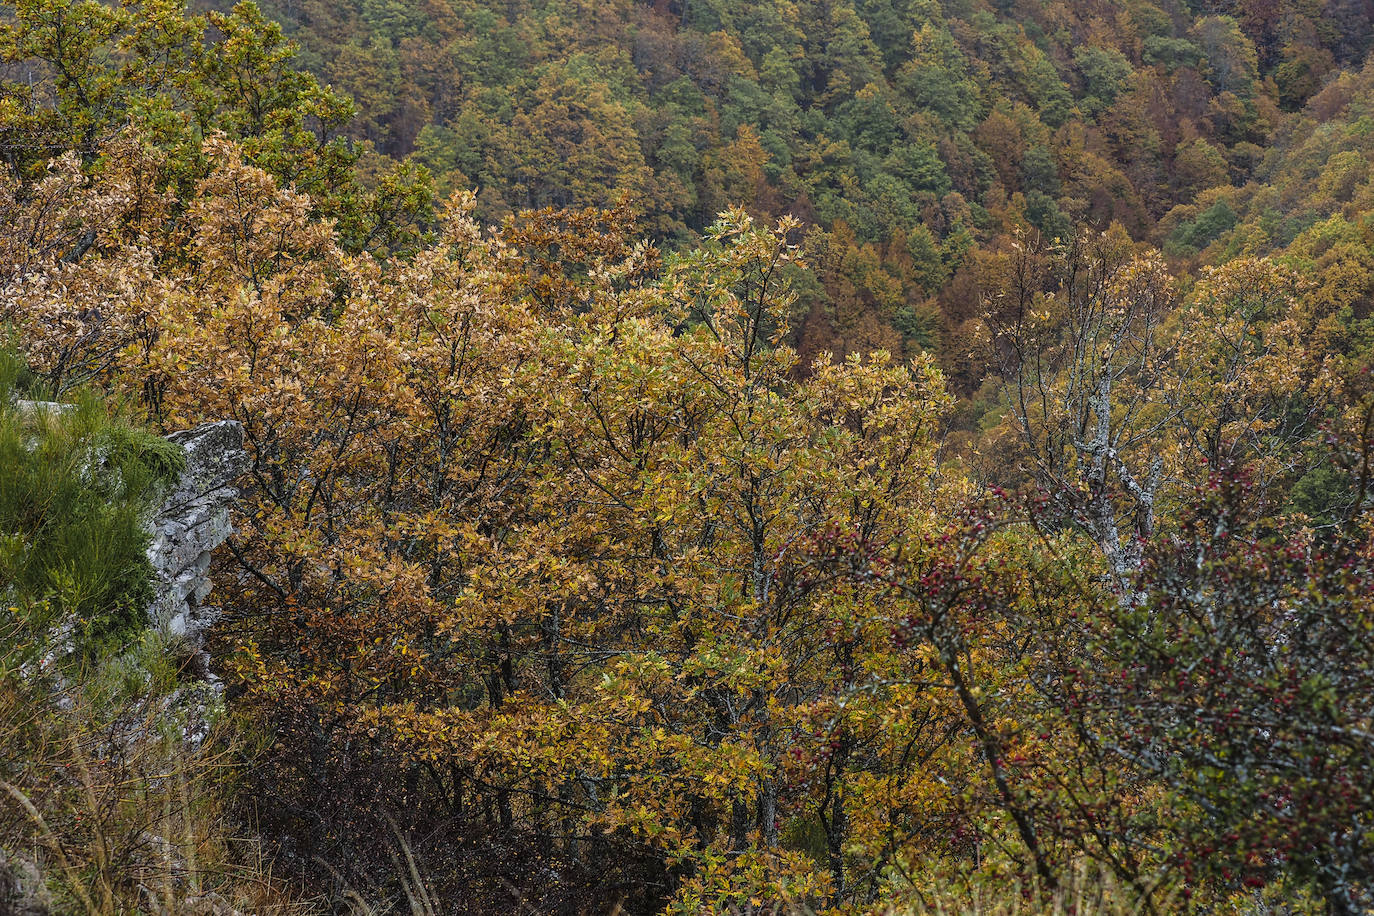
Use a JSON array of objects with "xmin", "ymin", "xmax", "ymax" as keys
[{"xmin": 0, "ymin": 347, "xmax": 184, "ymax": 651}]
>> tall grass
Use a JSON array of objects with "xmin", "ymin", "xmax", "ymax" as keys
[{"xmin": 0, "ymin": 615, "xmax": 317, "ymax": 914}]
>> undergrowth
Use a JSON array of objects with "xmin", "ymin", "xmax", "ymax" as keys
[{"xmin": 0, "ymin": 347, "xmax": 306, "ymax": 914}]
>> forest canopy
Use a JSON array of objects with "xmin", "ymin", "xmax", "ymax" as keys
[{"xmin": 2, "ymin": 0, "xmax": 1374, "ymax": 913}]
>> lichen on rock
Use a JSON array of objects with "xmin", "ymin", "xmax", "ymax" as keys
[{"xmin": 145, "ymin": 420, "xmax": 246, "ymax": 655}]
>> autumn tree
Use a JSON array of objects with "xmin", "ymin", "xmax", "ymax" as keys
[
  {"xmin": 981, "ymin": 227, "xmax": 1175, "ymax": 582},
  {"xmin": 0, "ymin": 127, "xmax": 977, "ymax": 909},
  {"xmin": 0, "ymin": 0, "xmax": 433, "ymax": 257}
]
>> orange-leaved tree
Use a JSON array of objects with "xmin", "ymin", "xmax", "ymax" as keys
[{"xmin": 4, "ymin": 134, "xmax": 977, "ymax": 911}]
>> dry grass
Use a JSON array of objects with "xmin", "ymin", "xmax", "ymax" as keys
[{"xmin": 0, "ymin": 618, "xmax": 313, "ymax": 916}]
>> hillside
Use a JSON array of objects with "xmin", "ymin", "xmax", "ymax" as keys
[
  {"xmin": 3, "ymin": 0, "xmax": 1374, "ymax": 913},
  {"xmin": 206, "ymin": 0, "xmax": 1374, "ymax": 370}
]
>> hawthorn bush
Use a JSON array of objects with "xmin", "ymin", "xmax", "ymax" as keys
[{"xmin": 1079, "ymin": 466, "xmax": 1374, "ymax": 912}]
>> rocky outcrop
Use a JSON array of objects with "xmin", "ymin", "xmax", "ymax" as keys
[
  {"xmin": 146, "ymin": 421, "xmax": 246, "ymax": 653},
  {"xmin": 0, "ymin": 852, "xmax": 51, "ymax": 916},
  {"xmin": 8, "ymin": 404, "xmax": 245, "ymax": 656},
  {"xmin": 2, "ymin": 407, "xmax": 246, "ymax": 912}
]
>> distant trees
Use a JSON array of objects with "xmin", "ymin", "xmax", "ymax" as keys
[{"xmin": 213, "ymin": 0, "xmax": 1374, "ymax": 370}]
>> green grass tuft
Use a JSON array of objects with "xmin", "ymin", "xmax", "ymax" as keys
[{"xmin": 0, "ymin": 347, "xmax": 184, "ymax": 653}]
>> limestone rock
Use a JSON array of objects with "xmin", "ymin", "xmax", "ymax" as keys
[
  {"xmin": 13, "ymin": 399, "xmax": 72, "ymax": 416},
  {"xmin": 146, "ymin": 421, "xmax": 246, "ymax": 650}
]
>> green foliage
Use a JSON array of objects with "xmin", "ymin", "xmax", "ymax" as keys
[
  {"xmin": 1142, "ymin": 35, "xmax": 1203, "ymax": 70},
  {"xmin": 1191, "ymin": 15, "xmax": 1260, "ymax": 97},
  {"xmin": 0, "ymin": 348, "xmax": 182, "ymax": 650},
  {"xmin": 1288, "ymin": 463, "xmax": 1356, "ymax": 524},
  {"xmin": 1169, "ymin": 198, "xmax": 1239, "ymax": 253},
  {"xmin": 1024, "ymin": 189, "xmax": 1071, "ymax": 242},
  {"xmin": 1072, "ymin": 45, "xmax": 1133, "ymax": 118}
]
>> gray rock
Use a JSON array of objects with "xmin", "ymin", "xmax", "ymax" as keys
[
  {"xmin": 13, "ymin": 399, "xmax": 72, "ymax": 416},
  {"xmin": 146, "ymin": 421, "xmax": 247, "ymax": 651},
  {"xmin": 0, "ymin": 851, "xmax": 51, "ymax": 916}
]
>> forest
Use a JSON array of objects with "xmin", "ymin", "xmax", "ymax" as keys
[{"xmin": 1, "ymin": 0, "xmax": 1373, "ymax": 913}]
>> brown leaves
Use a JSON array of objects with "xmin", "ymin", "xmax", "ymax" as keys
[{"xmin": 3, "ymin": 135, "xmax": 967, "ymax": 910}]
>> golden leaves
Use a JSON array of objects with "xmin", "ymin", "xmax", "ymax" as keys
[{"xmin": 5, "ymin": 135, "xmax": 967, "ymax": 910}]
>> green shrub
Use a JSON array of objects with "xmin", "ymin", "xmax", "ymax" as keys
[
  {"xmin": 0, "ymin": 348, "xmax": 184, "ymax": 652},
  {"xmin": 1168, "ymin": 199, "xmax": 1238, "ymax": 253}
]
